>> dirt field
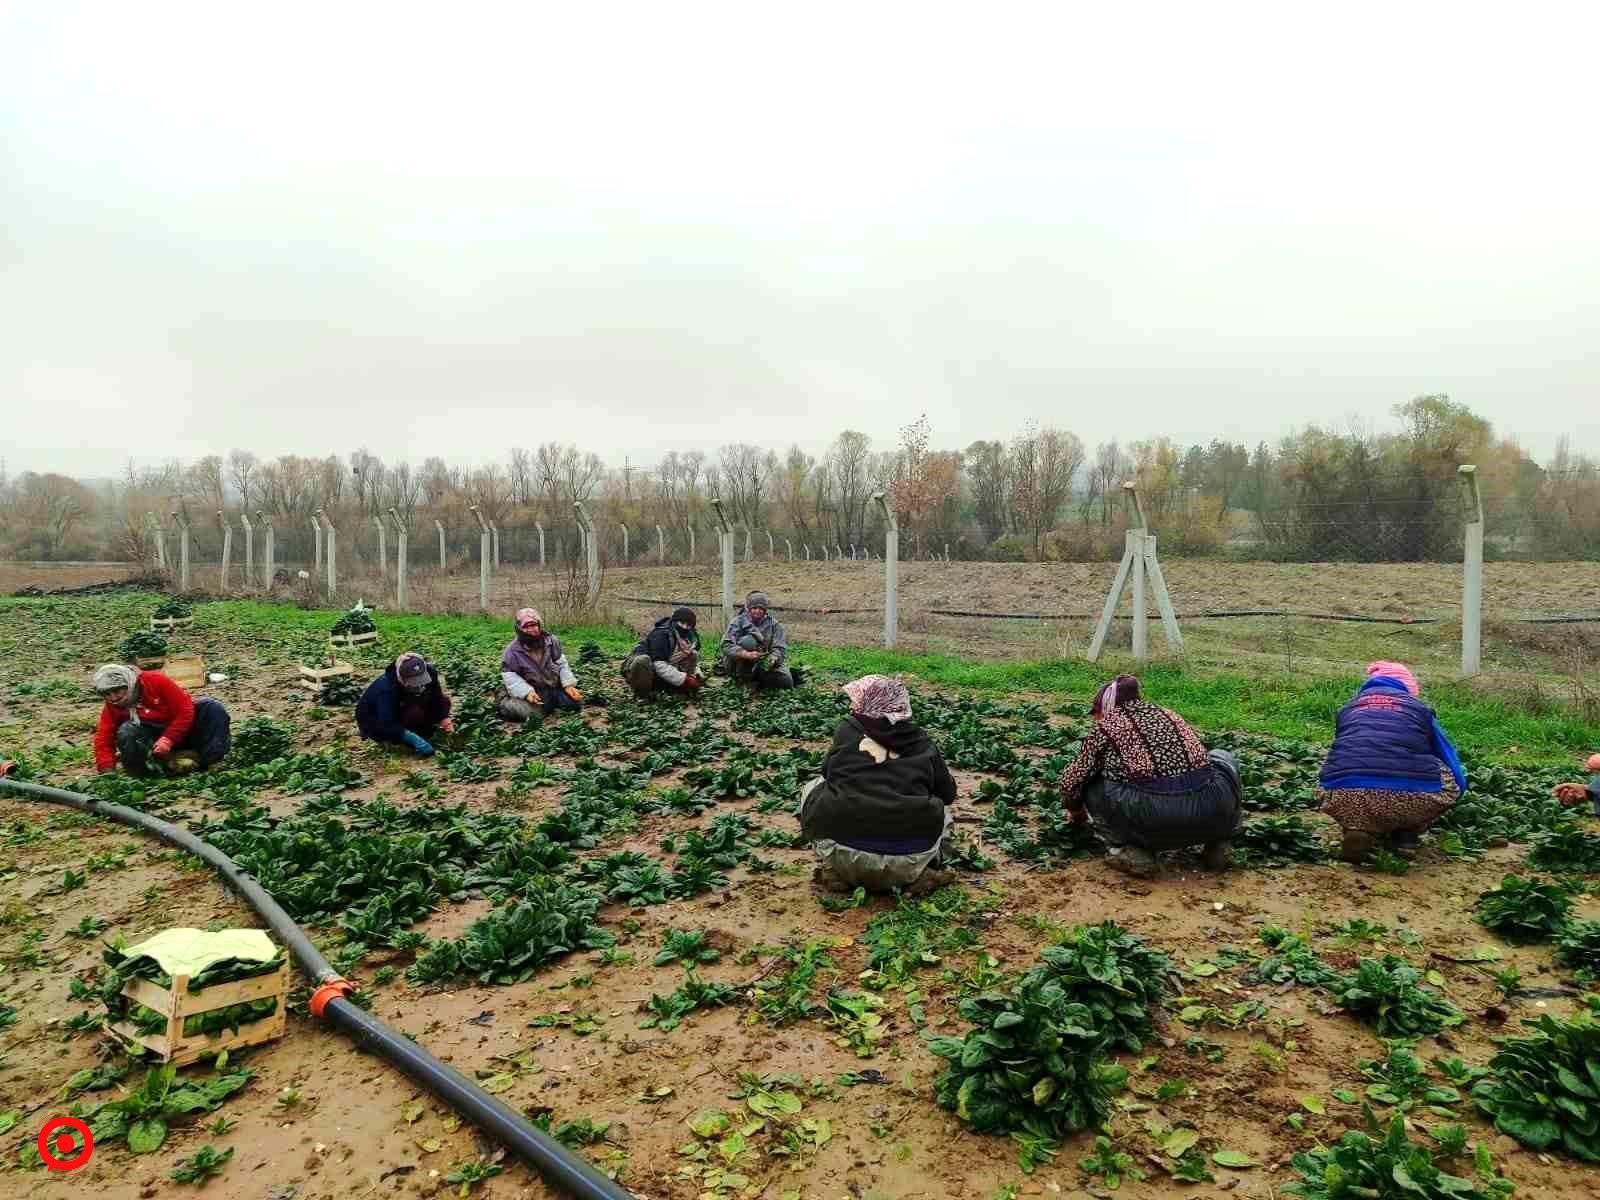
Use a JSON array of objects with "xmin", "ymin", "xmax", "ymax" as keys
[{"xmin": 3, "ymin": 594, "xmax": 1600, "ymax": 1199}]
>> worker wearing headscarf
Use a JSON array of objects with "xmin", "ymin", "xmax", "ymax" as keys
[
  {"xmin": 720, "ymin": 591, "xmax": 793, "ymax": 689},
  {"xmin": 356, "ymin": 652, "xmax": 454, "ymax": 754},
  {"xmin": 798, "ymin": 675, "xmax": 957, "ymax": 892},
  {"xmin": 1316, "ymin": 661, "xmax": 1466, "ymax": 863},
  {"xmin": 92, "ymin": 663, "xmax": 232, "ymax": 777},
  {"xmin": 622, "ymin": 606, "xmax": 704, "ymax": 699},
  {"xmin": 498, "ymin": 608, "xmax": 582, "ymax": 723},
  {"xmin": 1058, "ymin": 674, "xmax": 1242, "ymax": 878}
]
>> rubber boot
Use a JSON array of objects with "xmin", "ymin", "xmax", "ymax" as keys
[
  {"xmin": 1106, "ymin": 845, "xmax": 1159, "ymax": 879},
  {"xmin": 1340, "ymin": 830, "xmax": 1378, "ymax": 864},
  {"xmin": 1201, "ymin": 842, "xmax": 1232, "ymax": 871}
]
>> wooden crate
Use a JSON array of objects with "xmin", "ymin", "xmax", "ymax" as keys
[
  {"xmin": 163, "ymin": 653, "xmax": 207, "ymax": 691},
  {"xmin": 109, "ymin": 960, "xmax": 288, "ymax": 1066},
  {"xmin": 298, "ymin": 658, "xmax": 353, "ymax": 693},
  {"xmin": 327, "ymin": 630, "xmax": 378, "ymax": 651},
  {"xmin": 150, "ymin": 615, "xmax": 194, "ymax": 633}
]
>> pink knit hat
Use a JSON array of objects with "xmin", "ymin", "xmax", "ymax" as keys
[
  {"xmin": 1586, "ymin": 753, "xmax": 1600, "ymax": 773},
  {"xmin": 1366, "ymin": 660, "xmax": 1420, "ymax": 696}
]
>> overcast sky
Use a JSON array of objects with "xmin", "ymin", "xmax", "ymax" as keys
[{"xmin": 3, "ymin": 2, "xmax": 1598, "ymax": 478}]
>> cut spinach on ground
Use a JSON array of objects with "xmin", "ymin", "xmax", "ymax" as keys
[
  {"xmin": 1474, "ymin": 873, "xmax": 1576, "ymax": 943},
  {"xmin": 1472, "ymin": 1011, "xmax": 1600, "ymax": 1160}
]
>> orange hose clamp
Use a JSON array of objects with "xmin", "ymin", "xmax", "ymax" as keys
[{"xmin": 309, "ymin": 978, "xmax": 357, "ymax": 1018}]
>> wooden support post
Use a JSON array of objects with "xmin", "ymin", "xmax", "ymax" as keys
[
  {"xmin": 318, "ymin": 509, "xmax": 336, "ymax": 600},
  {"xmin": 1459, "ymin": 464, "xmax": 1484, "ymax": 677},
  {"xmin": 388, "ymin": 509, "xmax": 408, "ymax": 609},
  {"xmin": 373, "ymin": 515, "xmax": 387, "ymax": 581},
  {"xmin": 536, "ymin": 521, "xmax": 546, "ymax": 567},
  {"xmin": 218, "ymin": 511, "xmax": 232, "ymax": 590},
  {"xmin": 710, "ymin": 499, "xmax": 734, "ymax": 630},
  {"xmin": 239, "ymin": 511, "xmax": 253, "ymax": 587},
  {"xmin": 874, "ymin": 492, "xmax": 898, "ymax": 649},
  {"xmin": 260, "ymin": 513, "xmax": 274, "ymax": 588},
  {"xmin": 469, "ymin": 506, "xmax": 491, "ymax": 611},
  {"xmin": 574, "ymin": 502, "xmax": 600, "ymax": 609}
]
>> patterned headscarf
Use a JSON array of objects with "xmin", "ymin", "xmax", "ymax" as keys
[
  {"xmin": 1366, "ymin": 660, "xmax": 1419, "ymax": 697},
  {"xmin": 92, "ymin": 664, "xmax": 140, "ymax": 702},
  {"xmin": 1091, "ymin": 674, "xmax": 1141, "ymax": 717},
  {"xmin": 842, "ymin": 675, "xmax": 912, "ymax": 724}
]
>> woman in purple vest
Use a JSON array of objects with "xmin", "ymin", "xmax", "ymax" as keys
[
  {"xmin": 1317, "ymin": 661, "xmax": 1467, "ymax": 864},
  {"xmin": 497, "ymin": 608, "xmax": 584, "ymax": 724}
]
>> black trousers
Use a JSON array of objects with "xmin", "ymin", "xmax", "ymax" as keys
[
  {"xmin": 116, "ymin": 698, "xmax": 232, "ymax": 777},
  {"xmin": 1083, "ymin": 749, "xmax": 1242, "ymax": 852}
]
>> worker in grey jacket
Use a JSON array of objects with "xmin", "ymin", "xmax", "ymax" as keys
[
  {"xmin": 498, "ymin": 607, "xmax": 583, "ymax": 723},
  {"xmin": 721, "ymin": 591, "xmax": 793, "ymax": 690}
]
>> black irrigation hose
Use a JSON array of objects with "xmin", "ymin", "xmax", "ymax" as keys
[
  {"xmin": 0, "ymin": 776, "xmax": 634, "ymax": 1200},
  {"xmin": 617, "ymin": 595, "xmax": 1600, "ymax": 627}
]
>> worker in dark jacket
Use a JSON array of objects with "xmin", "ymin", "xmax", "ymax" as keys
[
  {"xmin": 798, "ymin": 675, "xmax": 956, "ymax": 892},
  {"xmin": 622, "ymin": 607, "xmax": 704, "ymax": 699},
  {"xmin": 356, "ymin": 652, "xmax": 454, "ymax": 755},
  {"xmin": 1317, "ymin": 661, "xmax": 1467, "ymax": 863}
]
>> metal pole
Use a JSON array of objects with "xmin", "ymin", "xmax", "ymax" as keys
[
  {"xmin": 389, "ymin": 508, "xmax": 408, "ymax": 610},
  {"xmin": 218, "ymin": 511, "xmax": 232, "ymax": 591},
  {"xmin": 710, "ymin": 499, "xmax": 734, "ymax": 630},
  {"xmin": 1459, "ymin": 465, "xmax": 1484, "ymax": 677},
  {"xmin": 469, "ymin": 506, "xmax": 491, "ymax": 611},
  {"xmin": 240, "ymin": 511, "xmax": 254, "ymax": 587},
  {"xmin": 435, "ymin": 520, "xmax": 446, "ymax": 569},
  {"xmin": 373, "ymin": 515, "xmax": 387, "ymax": 581},
  {"xmin": 874, "ymin": 492, "xmax": 898, "ymax": 649}
]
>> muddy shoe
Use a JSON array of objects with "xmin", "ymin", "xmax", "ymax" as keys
[
  {"xmin": 1340, "ymin": 830, "xmax": 1378, "ymax": 864},
  {"xmin": 1200, "ymin": 841, "xmax": 1232, "ymax": 871},
  {"xmin": 1106, "ymin": 846, "xmax": 1159, "ymax": 879},
  {"xmin": 811, "ymin": 865, "xmax": 853, "ymax": 894},
  {"xmin": 904, "ymin": 868, "xmax": 957, "ymax": 896}
]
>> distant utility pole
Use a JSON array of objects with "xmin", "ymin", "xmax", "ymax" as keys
[{"xmin": 622, "ymin": 457, "xmax": 635, "ymax": 504}]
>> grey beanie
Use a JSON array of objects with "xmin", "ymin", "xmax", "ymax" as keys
[
  {"xmin": 92, "ymin": 663, "xmax": 139, "ymax": 699},
  {"xmin": 745, "ymin": 591, "xmax": 770, "ymax": 611}
]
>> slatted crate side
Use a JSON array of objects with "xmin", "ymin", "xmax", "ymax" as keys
[
  {"xmin": 297, "ymin": 659, "xmax": 353, "ymax": 692},
  {"xmin": 327, "ymin": 630, "xmax": 379, "ymax": 650},
  {"xmin": 150, "ymin": 615, "xmax": 194, "ymax": 633},
  {"xmin": 110, "ymin": 961, "xmax": 289, "ymax": 1065}
]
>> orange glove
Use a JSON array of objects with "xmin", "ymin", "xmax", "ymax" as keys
[
  {"xmin": 151, "ymin": 737, "xmax": 174, "ymax": 758},
  {"xmin": 564, "ymin": 686, "xmax": 583, "ymax": 703}
]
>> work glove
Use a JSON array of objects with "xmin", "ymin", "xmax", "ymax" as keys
[
  {"xmin": 438, "ymin": 717, "xmax": 455, "ymax": 733},
  {"xmin": 681, "ymin": 675, "xmax": 703, "ymax": 692},
  {"xmin": 1066, "ymin": 806, "xmax": 1089, "ymax": 825},
  {"xmin": 151, "ymin": 737, "xmax": 174, "ymax": 758},
  {"xmin": 564, "ymin": 686, "xmax": 583, "ymax": 703},
  {"xmin": 401, "ymin": 731, "xmax": 434, "ymax": 756}
]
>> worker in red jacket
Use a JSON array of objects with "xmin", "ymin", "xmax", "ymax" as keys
[{"xmin": 92, "ymin": 664, "xmax": 232, "ymax": 777}]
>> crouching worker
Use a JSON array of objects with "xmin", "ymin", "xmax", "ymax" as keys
[
  {"xmin": 1059, "ymin": 674, "xmax": 1241, "ymax": 878},
  {"xmin": 356, "ymin": 652, "xmax": 454, "ymax": 756},
  {"xmin": 497, "ymin": 608, "xmax": 583, "ymax": 723},
  {"xmin": 798, "ymin": 675, "xmax": 956, "ymax": 893},
  {"xmin": 92, "ymin": 664, "xmax": 231, "ymax": 778},
  {"xmin": 721, "ymin": 591, "xmax": 793, "ymax": 690},
  {"xmin": 1553, "ymin": 753, "xmax": 1600, "ymax": 813},
  {"xmin": 622, "ymin": 606, "xmax": 704, "ymax": 699},
  {"xmin": 1318, "ymin": 661, "xmax": 1466, "ymax": 863}
]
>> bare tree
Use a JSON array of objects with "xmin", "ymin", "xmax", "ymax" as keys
[
  {"xmin": 227, "ymin": 450, "xmax": 260, "ymax": 510},
  {"xmin": 822, "ymin": 430, "xmax": 873, "ymax": 547}
]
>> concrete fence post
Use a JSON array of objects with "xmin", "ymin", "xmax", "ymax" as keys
[
  {"xmin": 874, "ymin": 492, "xmax": 898, "ymax": 649},
  {"xmin": 657, "ymin": 524, "xmax": 666, "ymax": 564},
  {"xmin": 765, "ymin": 530, "xmax": 774, "ymax": 558},
  {"xmin": 573, "ymin": 502, "xmax": 600, "ymax": 609},
  {"xmin": 469, "ymin": 505, "xmax": 491, "ymax": 611},
  {"xmin": 490, "ymin": 521, "xmax": 500, "ymax": 570},
  {"xmin": 311, "ymin": 514, "xmax": 322, "ymax": 575},
  {"xmin": 536, "ymin": 521, "xmax": 546, "ymax": 567},
  {"xmin": 388, "ymin": 508, "xmax": 409, "ymax": 610},
  {"xmin": 743, "ymin": 527, "xmax": 753, "ymax": 562},
  {"xmin": 172, "ymin": 510, "xmax": 192, "ymax": 591},
  {"xmin": 259, "ymin": 512, "xmax": 274, "ymax": 589},
  {"xmin": 688, "ymin": 525, "xmax": 695, "ymax": 562},
  {"xmin": 218, "ymin": 511, "xmax": 232, "ymax": 591},
  {"xmin": 785, "ymin": 538, "xmax": 792, "ymax": 562},
  {"xmin": 804, "ymin": 544, "xmax": 811, "ymax": 561},
  {"xmin": 1459, "ymin": 464, "xmax": 1484, "ymax": 677},
  {"xmin": 711, "ymin": 499, "xmax": 735, "ymax": 630},
  {"xmin": 621, "ymin": 523, "xmax": 629, "ymax": 564},
  {"xmin": 850, "ymin": 543, "xmax": 857, "ymax": 561},
  {"xmin": 149, "ymin": 513, "xmax": 166, "ymax": 570},
  {"xmin": 435, "ymin": 520, "xmax": 446, "ymax": 569},
  {"xmin": 317, "ymin": 509, "xmax": 336, "ymax": 600},
  {"xmin": 373, "ymin": 515, "xmax": 387, "ymax": 581},
  {"xmin": 239, "ymin": 511, "xmax": 254, "ymax": 587}
]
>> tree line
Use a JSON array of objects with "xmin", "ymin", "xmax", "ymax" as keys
[{"xmin": 2, "ymin": 396, "xmax": 1596, "ymax": 564}]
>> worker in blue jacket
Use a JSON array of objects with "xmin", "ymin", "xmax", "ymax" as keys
[{"xmin": 356, "ymin": 652, "xmax": 454, "ymax": 755}]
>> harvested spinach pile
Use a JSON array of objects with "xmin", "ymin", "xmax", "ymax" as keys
[
  {"xmin": 1472, "ymin": 1011, "xmax": 1600, "ymax": 1160},
  {"xmin": 118, "ymin": 630, "xmax": 169, "ymax": 660},
  {"xmin": 1284, "ymin": 1111, "xmax": 1513, "ymax": 1200},
  {"xmin": 100, "ymin": 943, "xmax": 285, "ymax": 1040},
  {"xmin": 330, "ymin": 606, "xmax": 377, "ymax": 636},
  {"xmin": 152, "ymin": 598, "xmax": 193, "ymax": 620},
  {"xmin": 408, "ymin": 876, "xmax": 611, "ymax": 985}
]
